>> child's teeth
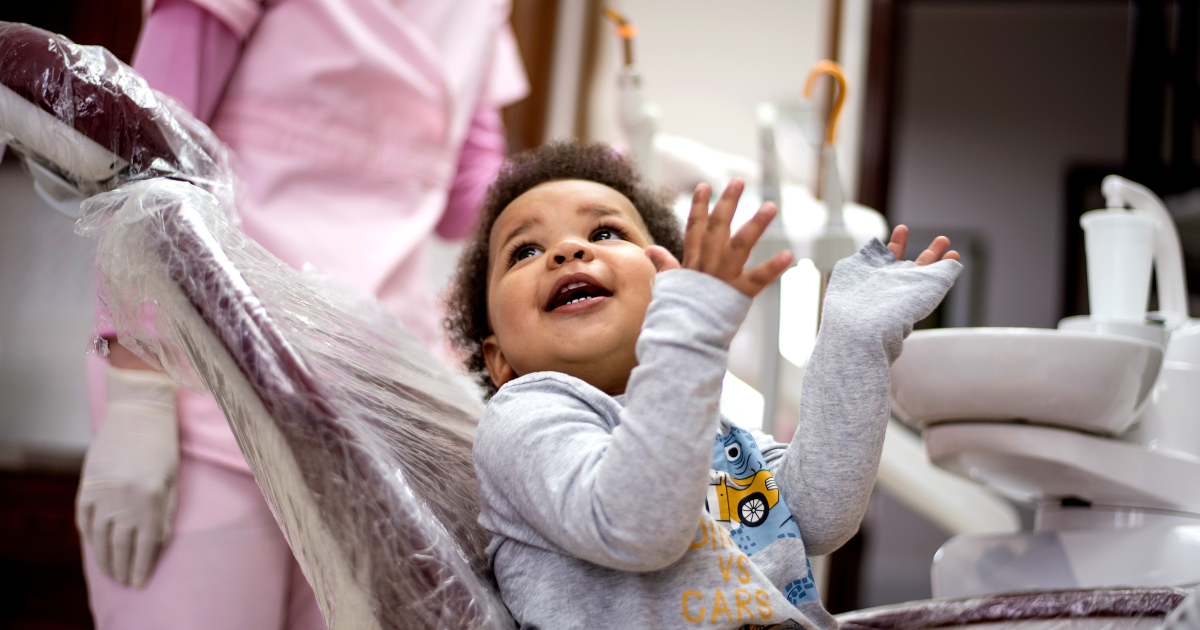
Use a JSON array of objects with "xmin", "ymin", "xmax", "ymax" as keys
[{"xmin": 560, "ymin": 282, "xmax": 587, "ymax": 294}]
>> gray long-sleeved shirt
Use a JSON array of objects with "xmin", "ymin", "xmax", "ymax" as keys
[{"xmin": 474, "ymin": 239, "xmax": 961, "ymax": 630}]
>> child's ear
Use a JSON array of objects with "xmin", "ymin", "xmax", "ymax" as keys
[{"xmin": 482, "ymin": 334, "xmax": 517, "ymax": 389}]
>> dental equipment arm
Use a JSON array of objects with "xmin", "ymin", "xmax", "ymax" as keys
[
  {"xmin": 1102, "ymin": 175, "xmax": 1190, "ymax": 326},
  {"xmin": 762, "ymin": 417, "xmax": 1024, "ymax": 537},
  {"xmin": 874, "ymin": 419, "xmax": 1020, "ymax": 536}
]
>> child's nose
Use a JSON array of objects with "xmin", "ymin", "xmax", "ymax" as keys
[
  {"xmin": 549, "ymin": 240, "xmax": 594, "ymax": 266},
  {"xmin": 554, "ymin": 251, "xmax": 582, "ymax": 264}
]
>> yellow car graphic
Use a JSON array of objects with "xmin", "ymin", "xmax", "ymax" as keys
[{"xmin": 708, "ymin": 469, "xmax": 779, "ymax": 527}]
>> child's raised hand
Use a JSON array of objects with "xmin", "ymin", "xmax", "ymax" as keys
[
  {"xmin": 886, "ymin": 225, "xmax": 960, "ymax": 265},
  {"xmin": 645, "ymin": 179, "xmax": 793, "ymax": 297}
]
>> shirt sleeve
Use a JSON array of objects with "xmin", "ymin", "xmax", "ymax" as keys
[
  {"xmin": 132, "ymin": 0, "xmax": 247, "ymax": 123},
  {"xmin": 437, "ymin": 106, "xmax": 506, "ymax": 239},
  {"xmin": 143, "ymin": 0, "xmax": 263, "ymax": 40},
  {"xmin": 771, "ymin": 239, "xmax": 961, "ymax": 556},
  {"xmin": 481, "ymin": 21, "xmax": 530, "ymax": 109},
  {"xmin": 437, "ymin": 6, "xmax": 529, "ymax": 238},
  {"xmin": 475, "ymin": 269, "xmax": 751, "ymax": 572}
]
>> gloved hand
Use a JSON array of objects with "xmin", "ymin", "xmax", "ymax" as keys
[{"xmin": 77, "ymin": 365, "xmax": 180, "ymax": 588}]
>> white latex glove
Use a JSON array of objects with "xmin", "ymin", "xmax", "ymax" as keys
[{"xmin": 77, "ymin": 365, "xmax": 180, "ymax": 588}]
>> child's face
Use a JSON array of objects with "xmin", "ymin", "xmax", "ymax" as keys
[{"xmin": 482, "ymin": 179, "xmax": 659, "ymax": 395}]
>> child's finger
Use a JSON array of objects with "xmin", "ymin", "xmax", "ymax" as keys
[
  {"xmin": 915, "ymin": 236, "xmax": 952, "ymax": 266},
  {"xmin": 722, "ymin": 202, "xmax": 777, "ymax": 278},
  {"xmin": 888, "ymin": 225, "xmax": 908, "ymax": 261},
  {"xmin": 682, "ymin": 184, "xmax": 710, "ymax": 269},
  {"xmin": 736, "ymin": 251, "xmax": 793, "ymax": 297},
  {"xmin": 645, "ymin": 245, "xmax": 682, "ymax": 272},
  {"xmin": 701, "ymin": 179, "xmax": 743, "ymax": 271}
]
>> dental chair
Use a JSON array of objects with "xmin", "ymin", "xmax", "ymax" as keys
[
  {"xmin": 0, "ymin": 22, "xmax": 509, "ymax": 630},
  {"xmin": 0, "ymin": 21, "xmax": 1189, "ymax": 630}
]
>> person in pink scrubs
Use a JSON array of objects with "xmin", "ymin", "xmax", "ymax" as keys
[{"xmin": 74, "ymin": 0, "xmax": 528, "ymax": 627}]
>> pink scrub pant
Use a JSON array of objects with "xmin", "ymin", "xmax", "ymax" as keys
[{"xmin": 82, "ymin": 457, "xmax": 325, "ymax": 630}]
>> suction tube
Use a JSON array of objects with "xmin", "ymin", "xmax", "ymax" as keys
[
  {"xmin": 602, "ymin": 8, "xmax": 637, "ymax": 68},
  {"xmin": 804, "ymin": 62, "xmax": 855, "ymax": 324},
  {"xmin": 605, "ymin": 8, "xmax": 659, "ymax": 184}
]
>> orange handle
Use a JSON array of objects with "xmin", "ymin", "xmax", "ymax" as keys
[
  {"xmin": 603, "ymin": 8, "xmax": 637, "ymax": 66},
  {"xmin": 803, "ymin": 60, "xmax": 847, "ymax": 144},
  {"xmin": 603, "ymin": 8, "xmax": 634, "ymax": 36},
  {"xmin": 615, "ymin": 24, "xmax": 639, "ymax": 39}
]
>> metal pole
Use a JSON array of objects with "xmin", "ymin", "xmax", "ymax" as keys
[{"xmin": 757, "ymin": 104, "xmax": 786, "ymax": 435}]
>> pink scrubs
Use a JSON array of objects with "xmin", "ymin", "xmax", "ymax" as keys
[{"xmin": 82, "ymin": 0, "xmax": 527, "ymax": 627}]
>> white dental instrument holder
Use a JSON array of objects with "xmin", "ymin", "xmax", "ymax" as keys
[
  {"xmin": 1097, "ymin": 177, "xmax": 1200, "ymax": 464},
  {"xmin": 1060, "ymin": 175, "xmax": 1200, "ymax": 440},
  {"xmin": 1062, "ymin": 174, "xmax": 1200, "ymax": 462},
  {"xmin": 920, "ymin": 175, "xmax": 1200, "ymax": 598}
]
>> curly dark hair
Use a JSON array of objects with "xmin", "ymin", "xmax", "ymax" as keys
[{"xmin": 444, "ymin": 141, "xmax": 684, "ymax": 398}]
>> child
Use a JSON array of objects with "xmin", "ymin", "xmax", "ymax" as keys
[{"xmin": 446, "ymin": 142, "xmax": 960, "ymax": 630}]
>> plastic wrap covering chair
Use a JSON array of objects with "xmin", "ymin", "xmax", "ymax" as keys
[{"xmin": 836, "ymin": 588, "xmax": 1190, "ymax": 630}]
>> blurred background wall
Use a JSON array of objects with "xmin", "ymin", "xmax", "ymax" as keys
[
  {"xmin": 890, "ymin": 1, "xmax": 1128, "ymax": 331},
  {"xmin": 1, "ymin": 2, "xmax": 140, "ymax": 627}
]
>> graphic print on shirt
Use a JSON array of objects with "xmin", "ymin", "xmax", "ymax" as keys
[{"xmin": 706, "ymin": 427, "xmax": 819, "ymax": 606}]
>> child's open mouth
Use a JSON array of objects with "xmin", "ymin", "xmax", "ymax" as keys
[{"xmin": 546, "ymin": 275, "xmax": 613, "ymax": 312}]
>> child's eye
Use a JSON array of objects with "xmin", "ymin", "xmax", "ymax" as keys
[
  {"xmin": 591, "ymin": 227, "xmax": 625, "ymax": 242},
  {"xmin": 509, "ymin": 244, "xmax": 543, "ymax": 267}
]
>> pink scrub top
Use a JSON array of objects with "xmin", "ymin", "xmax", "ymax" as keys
[{"xmin": 90, "ymin": 0, "xmax": 528, "ymax": 473}]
